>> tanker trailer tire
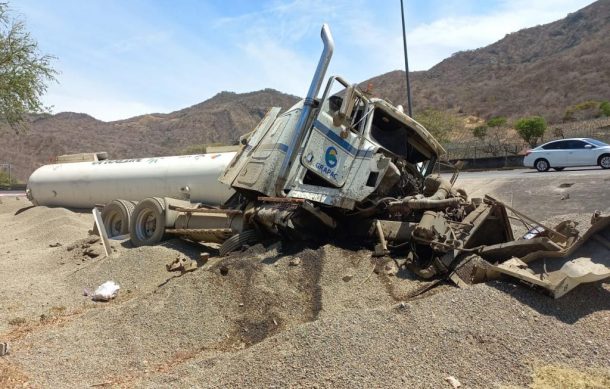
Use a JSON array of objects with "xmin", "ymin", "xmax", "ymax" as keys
[
  {"xmin": 130, "ymin": 197, "xmax": 167, "ymax": 247},
  {"xmin": 101, "ymin": 199, "xmax": 136, "ymax": 238},
  {"xmin": 219, "ymin": 230, "xmax": 261, "ymax": 256}
]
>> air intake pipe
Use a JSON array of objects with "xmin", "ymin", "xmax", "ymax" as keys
[{"xmin": 274, "ymin": 24, "xmax": 335, "ymax": 196}]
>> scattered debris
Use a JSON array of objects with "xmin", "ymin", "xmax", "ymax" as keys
[
  {"xmin": 91, "ymin": 381, "xmax": 115, "ymax": 387},
  {"xmin": 49, "ymin": 242, "xmax": 62, "ymax": 247},
  {"xmin": 87, "ymin": 237, "xmax": 100, "ymax": 245},
  {"xmin": 83, "ymin": 248, "xmax": 100, "ymax": 258},
  {"xmin": 445, "ymin": 376, "xmax": 461, "ymax": 388},
  {"xmin": 342, "ymin": 274, "xmax": 353, "ymax": 282},
  {"xmin": 219, "ymin": 265, "xmax": 229, "ymax": 276},
  {"xmin": 289, "ymin": 257, "xmax": 301, "ymax": 266},
  {"xmin": 383, "ymin": 261, "xmax": 399, "ymax": 276},
  {"xmin": 166, "ymin": 256, "xmax": 197, "ymax": 273},
  {"xmin": 8, "ymin": 317, "xmax": 26, "ymax": 326},
  {"xmin": 91, "ymin": 281, "xmax": 120, "ymax": 302},
  {"xmin": 0, "ymin": 342, "xmax": 9, "ymax": 356},
  {"xmin": 200, "ymin": 252, "xmax": 210, "ymax": 265},
  {"xmin": 91, "ymin": 208, "xmax": 111, "ymax": 257}
]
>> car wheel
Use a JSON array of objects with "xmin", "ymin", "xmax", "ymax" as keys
[
  {"xmin": 553, "ymin": 167, "xmax": 565, "ymax": 171},
  {"xmin": 535, "ymin": 159, "xmax": 550, "ymax": 172},
  {"xmin": 599, "ymin": 154, "xmax": 610, "ymax": 169}
]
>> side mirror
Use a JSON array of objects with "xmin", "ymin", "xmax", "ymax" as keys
[
  {"xmin": 585, "ymin": 144, "xmax": 594, "ymax": 149},
  {"xmin": 332, "ymin": 85, "xmax": 357, "ymax": 127}
]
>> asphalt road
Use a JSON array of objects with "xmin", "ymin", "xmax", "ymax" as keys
[
  {"xmin": 0, "ymin": 190, "xmax": 25, "ymax": 197},
  {"xmin": 445, "ymin": 166, "xmax": 610, "ymax": 221},
  {"xmin": 446, "ymin": 166, "xmax": 610, "ymax": 181}
]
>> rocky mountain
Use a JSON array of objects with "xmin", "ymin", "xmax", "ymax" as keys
[{"xmin": 364, "ymin": 0, "xmax": 610, "ymax": 122}]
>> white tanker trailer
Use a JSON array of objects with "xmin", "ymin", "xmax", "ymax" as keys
[
  {"xmin": 26, "ymin": 153, "xmax": 235, "ymax": 208},
  {"xmin": 27, "ymin": 153, "xmax": 236, "ymax": 237}
]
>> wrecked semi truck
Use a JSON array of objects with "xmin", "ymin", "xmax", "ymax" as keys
[
  {"xmin": 120, "ymin": 24, "xmax": 609, "ymax": 298},
  {"xmin": 24, "ymin": 24, "xmax": 609, "ymax": 297}
]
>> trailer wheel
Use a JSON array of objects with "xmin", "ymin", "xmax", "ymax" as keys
[
  {"xmin": 101, "ymin": 199, "xmax": 136, "ymax": 238},
  {"xmin": 219, "ymin": 230, "xmax": 260, "ymax": 256},
  {"xmin": 130, "ymin": 197, "xmax": 166, "ymax": 247}
]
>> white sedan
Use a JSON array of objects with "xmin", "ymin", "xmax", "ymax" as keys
[{"xmin": 523, "ymin": 138, "xmax": 610, "ymax": 172}]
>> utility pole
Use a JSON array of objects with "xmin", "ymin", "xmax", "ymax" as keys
[{"xmin": 400, "ymin": 0, "xmax": 413, "ymax": 117}]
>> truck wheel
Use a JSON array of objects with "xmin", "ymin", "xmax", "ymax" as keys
[
  {"xmin": 130, "ymin": 197, "xmax": 166, "ymax": 247},
  {"xmin": 534, "ymin": 159, "xmax": 550, "ymax": 172},
  {"xmin": 101, "ymin": 199, "xmax": 136, "ymax": 238},
  {"xmin": 219, "ymin": 230, "xmax": 260, "ymax": 256},
  {"xmin": 599, "ymin": 154, "xmax": 610, "ymax": 169}
]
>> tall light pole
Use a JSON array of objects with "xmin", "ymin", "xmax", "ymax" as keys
[{"xmin": 400, "ymin": 0, "xmax": 413, "ymax": 117}]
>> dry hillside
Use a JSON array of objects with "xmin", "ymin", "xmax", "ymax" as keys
[
  {"xmin": 0, "ymin": 89, "xmax": 299, "ymax": 181},
  {"xmin": 364, "ymin": 0, "xmax": 610, "ymax": 121}
]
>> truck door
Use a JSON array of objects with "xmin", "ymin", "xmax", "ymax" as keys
[{"xmin": 300, "ymin": 79, "xmax": 366, "ymax": 187}]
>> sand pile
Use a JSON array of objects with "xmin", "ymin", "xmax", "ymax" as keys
[
  {"xmin": 1, "ymin": 197, "xmax": 609, "ymax": 388},
  {"xmin": 7, "ymin": 238, "xmax": 420, "ymax": 387},
  {"xmin": 133, "ymin": 281, "xmax": 610, "ymax": 388}
]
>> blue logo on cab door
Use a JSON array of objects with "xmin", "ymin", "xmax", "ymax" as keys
[{"xmin": 325, "ymin": 146, "xmax": 338, "ymax": 168}]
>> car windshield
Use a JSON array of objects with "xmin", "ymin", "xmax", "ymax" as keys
[{"xmin": 585, "ymin": 138, "xmax": 609, "ymax": 147}]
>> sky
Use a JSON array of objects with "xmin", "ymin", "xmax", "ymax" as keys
[{"xmin": 13, "ymin": 0, "xmax": 595, "ymax": 121}]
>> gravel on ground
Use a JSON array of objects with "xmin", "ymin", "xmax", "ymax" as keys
[{"xmin": 0, "ymin": 191, "xmax": 608, "ymax": 388}]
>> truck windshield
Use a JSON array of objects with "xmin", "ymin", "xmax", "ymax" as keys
[{"xmin": 369, "ymin": 109, "xmax": 433, "ymax": 165}]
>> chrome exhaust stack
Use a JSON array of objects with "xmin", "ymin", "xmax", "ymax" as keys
[{"xmin": 275, "ymin": 24, "xmax": 335, "ymax": 196}]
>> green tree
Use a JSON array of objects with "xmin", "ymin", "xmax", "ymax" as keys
[
  {"xmin": 486, "ymin": 116, "xmax": 507, "ymax": 128},
  {"xmin": 515, "ymin": 116, "xmax": 547, "ymax": 147},
  {"xmin": 600, "ymin": 101, "xmax": 610, "ymax": 117},
  {"xmin": 472, "ymin": 125, "xmax": 487, "ymax": 140},
  {"xmin": 0, "ymin": 169, "xmax": 16, "ymax": 188},
  {"xmin": 414, "ymin": 109, "xmax": 462, "ymax": 143},
  {"xmin": 564, "ymin": 100, "xmax": 606, "ymax": 121},
  {"xmin": 0, "ymin": 2, "xmax": 57, "ymax": 132}
]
